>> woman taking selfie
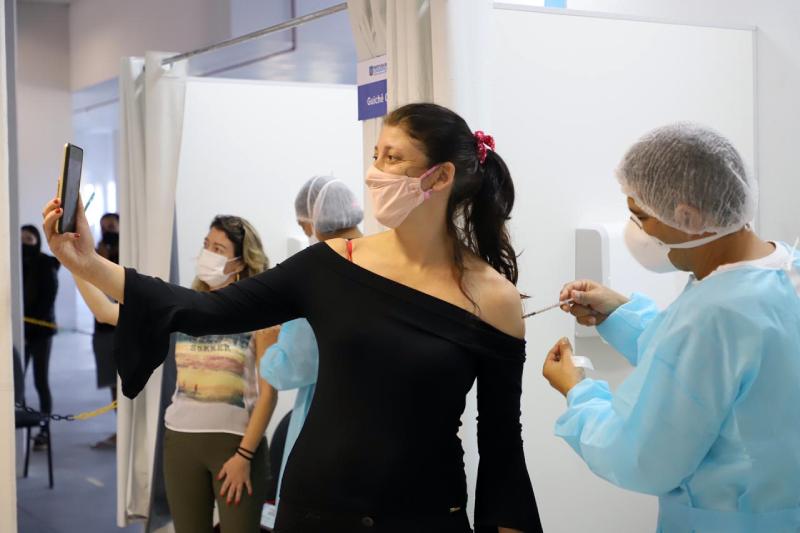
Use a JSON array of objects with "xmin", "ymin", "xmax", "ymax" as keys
[{"xmin": 44, "ymin": 103, "xmax": 541, "ymax": 533}]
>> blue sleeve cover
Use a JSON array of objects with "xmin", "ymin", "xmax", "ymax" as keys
[
  {"xmin": 596, "ymin": 292, "xmax": 660, "ymax": 366},
  {"xmin": 260, "ymin": 318, "xmax": 319, "ymax": 391},
  {"xmin": 555, "ymin": 307, "xmax": 756, "ymax": 495}
]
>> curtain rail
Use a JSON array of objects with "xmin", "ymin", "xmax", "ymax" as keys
[{"xmin": 161, "ymin": 2, "xmax": 347, "ymax": 67}]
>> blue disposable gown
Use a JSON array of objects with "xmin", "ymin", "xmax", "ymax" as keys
[
  {"xmin": 260, "ymin": 318, "xmax": 318, "ymax": 501},
  {"xmin": 555, "ymin": 242, "xmax": 800, "ymax": 532}
]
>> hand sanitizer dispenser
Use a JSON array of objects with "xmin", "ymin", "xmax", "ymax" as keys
[{"xmin": 575, "ymin": 223, "xmax": 688, "ymax": 338}]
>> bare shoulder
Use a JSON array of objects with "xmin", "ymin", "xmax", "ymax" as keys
[
  {"xmin": 324, "ymin": 232, "xmax": 389, "ymax": 259},
  {"xmin": 465, "ymin": 256, "xmax": 525, "ymax": 339},
  {"xmin": 325, "ymin": 237, "xmax": 349, "ymax": 258}
]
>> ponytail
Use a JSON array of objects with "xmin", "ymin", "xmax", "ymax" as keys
[
  {"xmin": 466, "ymin": 149, "xmax": 518, "ymax": 284},
  {"xmin": 385, "ymin": 103, "xmax": 520, "ymax": 306}
]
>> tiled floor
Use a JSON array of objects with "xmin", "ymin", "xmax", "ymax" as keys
[{"xmin": 16, "ymin": 330, "xmax": 139, "ymax": 533}]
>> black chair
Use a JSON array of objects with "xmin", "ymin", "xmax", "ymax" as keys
[{"xmin": 15, "ymin": 408, "xmax": 53, "ymax": 488}]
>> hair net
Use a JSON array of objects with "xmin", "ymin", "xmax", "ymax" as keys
[
  {"xmin": 617, "ymin": 123, "xmax": 757, "ymax": 234},
  {"xmin": 295, "ymin": 176, "xmax": 334, "ymax": 222},
  {"xmin": 311, "ymin": 179, "xmax": 363, "ymax": 234}
]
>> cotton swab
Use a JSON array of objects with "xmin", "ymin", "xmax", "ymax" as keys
[{"xmin": 571, "ymin": 355, "xmax": 595, "ymax": 370}]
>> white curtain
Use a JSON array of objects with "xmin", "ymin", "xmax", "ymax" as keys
[
  {"xmin": 430, "ymin": 0, "xmax": 493, "ymax": 128},
  {"xmin": 117, "ymin": 52, "xmax": 187, "ymax": 527},
  {"xmin": 347, "ymin": 0, "xmax": 386, "ymax": 234},
  {"xmin": 347, "ymin": 0, "xmax": 436, "ymax": 233},
  {"xmin": 386, "ymin": 0, "xmax": 434, "ymax": 106}
]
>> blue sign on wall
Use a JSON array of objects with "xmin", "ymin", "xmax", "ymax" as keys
[{"xmin": 357, "ymin": 55, "xmax": 388, "ymax": 120}]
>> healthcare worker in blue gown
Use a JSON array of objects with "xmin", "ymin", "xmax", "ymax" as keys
[{"xmin": 543, "ymin": 123, "xmax": 800, "ymax": 533}]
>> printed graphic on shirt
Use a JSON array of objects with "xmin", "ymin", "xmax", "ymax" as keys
[{"xmin": 175, "ymin": 333, "xmax": 253, "ymax": 407}]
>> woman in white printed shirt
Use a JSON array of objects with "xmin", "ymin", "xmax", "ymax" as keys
[{"xmin": 74, "ymin": 214, "xmax": 279, "ymax": 533}]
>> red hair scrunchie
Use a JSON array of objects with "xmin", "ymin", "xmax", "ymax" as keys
[{"xmin": 474, "ymin": 130, "xmax": 496, "ymax": 164}]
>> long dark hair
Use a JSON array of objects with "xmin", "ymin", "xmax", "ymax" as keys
[{"xmin": 384, "ymin": 103, "xmax": 519, "ymax": 295}]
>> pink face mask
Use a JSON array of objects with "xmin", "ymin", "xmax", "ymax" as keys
[{"xmin": 365, "ymin": 164, "xmax": 440, "ymax": 228}]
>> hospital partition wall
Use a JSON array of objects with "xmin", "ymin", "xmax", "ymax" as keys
[{"xmin": 484, "ymin": 5, "xmax": 756, "ymax": 532}]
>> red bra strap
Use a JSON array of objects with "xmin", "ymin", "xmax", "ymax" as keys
[{"xmin": 346, "ymin": 239, "xmax": 354, "ymax": 262}]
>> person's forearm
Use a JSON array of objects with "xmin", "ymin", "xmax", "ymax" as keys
[
  {"xmin": 239, "ymin": 380, "xmax": 277, "ymax": 453},
  {"xmin": 75, "ymin": 275, "xmax": 119, "ymax": 326},
  {"xmin": 82, "ymin": 254, "xmax": 126, "ymax": 303}
]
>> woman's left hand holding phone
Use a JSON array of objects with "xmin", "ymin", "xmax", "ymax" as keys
[{"xmin": 42, "ymin": 196, "xmax": 126, "ymax": 303}]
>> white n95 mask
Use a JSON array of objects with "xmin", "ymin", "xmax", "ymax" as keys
[
  {"xmin": 195, "ymin": 249, "xmax": 239, "ymax": 288},
  {"xmin": 624, "ymin": 216, "xmax": 741, "ymax": 273}
]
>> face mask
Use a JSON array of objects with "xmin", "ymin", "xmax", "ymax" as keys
[
  {"xmin": 102, "ymin": 231, "xmax": 119, "ymax": 246},
  {"xmin": 22, "ymin": 244, "xmax": 37, "ymax": 261},
  {"xmin": 195, "ymin": 249, "xmax": 240, "ymax": 288},
  {"xmin": 624, "ymin": 216, "xmax": 742, "ymax": 273},
  {"xmin": 366, "ymin": 164, "xmax": 440, "ymax": 228}
]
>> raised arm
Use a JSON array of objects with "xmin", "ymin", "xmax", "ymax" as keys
[
  {"xmin": 75, "ymin": 275, "xmax": 119, "ymax": 326},
  {"xmin": 112, "ymin": 252, "xmax": 306, "ymax": 398},
  {"xmin": 43, "ymin": 196, "xmax": 316, "ymax": 398},
  {"xmin": 43, "ymin": 197, "xmax": 125, "ymax": 302}
]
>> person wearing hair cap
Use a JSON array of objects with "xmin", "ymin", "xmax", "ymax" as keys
[
  {"xmin": 293, "ymin": 176, "xmax": 364, "ymax": 242},
  {"xmin": 544, "ymin": 123, "xmax": 800, "ymax": 533},
  {"xmin": 294, "ymin": 175, "xmax": 330, "ymax": 245},
  {"xmin": 261, "ymin": 176, "xmax": 363, "ymax": 513}
]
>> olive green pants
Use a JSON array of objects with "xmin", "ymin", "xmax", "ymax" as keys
[{"xmin": 163, "ymin": 428, "xmax": 268, "ymax": 533}]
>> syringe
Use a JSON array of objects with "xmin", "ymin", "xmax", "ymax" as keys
[{"xmin": 523, "ymin": 298, "xmax": 573, "ymax": 319}]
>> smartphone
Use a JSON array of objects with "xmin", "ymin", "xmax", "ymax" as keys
[{"xmin": 56, "ymin": 143, "xmax": 84, "ymax": 234}]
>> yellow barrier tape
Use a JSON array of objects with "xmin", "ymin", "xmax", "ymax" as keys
[
  {"xmin": 73, "ymin": 401, "xmax": 118, "ymax": 421},
  {"xmin": 24, "ymin": 317, "xmax": 58, "ymax": 330}
]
